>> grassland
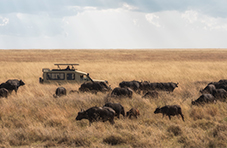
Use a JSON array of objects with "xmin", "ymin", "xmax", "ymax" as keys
[{"xmin": 0, "ymin": 49, "xmax": 227, "ymax": 147}]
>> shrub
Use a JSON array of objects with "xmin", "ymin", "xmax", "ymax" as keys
[
  {"xmin": 190, "ymin": 108, "xmax": 205, "ymax": 121},
  {"xmin": 103, "ymin": 134, "xmax": 126, "ymax": 145},
  {"xmin": 167, "ymin": 125, "xmax": 182, "ymax": 136},
  {"xmin": 205, "ymin": 106, "xmax": 218, "ymax": 117},
  {"xmin": 212, "ymin": 124, "xmax": 227, "ymax": 140},
  {"xmin": 58, "ymin": 136, "xmax": 91, "ymax": 147},
  {"xmin": 191, "ymin": 120, "xmax": 216, "ymax": 130}
]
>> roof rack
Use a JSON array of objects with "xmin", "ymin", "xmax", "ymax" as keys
[{"xmin": 54, "ymin": 64, "xmax": 79, "ymax": 69}]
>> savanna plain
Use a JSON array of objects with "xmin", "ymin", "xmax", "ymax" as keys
[{"xmin": 0, "ymin": 49, "xmax": 227, "ymax": 148}]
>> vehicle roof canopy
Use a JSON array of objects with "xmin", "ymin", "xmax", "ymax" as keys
[{"xmin": 54, "ymin": 64, "xmax": 79, "ymax": 69}]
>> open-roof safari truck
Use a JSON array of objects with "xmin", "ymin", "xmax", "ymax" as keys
[{"xmin": 39, "ymin": 64, "xmax": 107, "ymax": 84}]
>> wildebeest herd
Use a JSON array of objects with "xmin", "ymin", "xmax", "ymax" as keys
[
  {"xmin": 1, "ymin": 78, "xmax": 226, "ymax": 126},
  {"xmin": 193, "ymin": 79, "xmax": 227, "ymax": 105},
  {"xmin": 74, "ymin": 79, "xmax": 227, "ymax": 125}
]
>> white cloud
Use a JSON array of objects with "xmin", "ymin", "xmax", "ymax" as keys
[
  {"xmin": 180, "ymin": 10, "xmax": 227, "ymax": 31},
  {"xmin": 181, "ymin": 10, "xmax": 198, "ymax": 23},
  {"xmin": 200, "ymin": 16, "xmax": 227, "ymax": 31},
  {"xmin": 0, "ymin": 16, "xmax": 9, "ymax": 26},
  {"xmin": 122, "ymin": 2, "xmax": 138, "ymax": 11},
  {"xmin": 145, "ymin": 13, "xmax": 161, "ymax": 27}
]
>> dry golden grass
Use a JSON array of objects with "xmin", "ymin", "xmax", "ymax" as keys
[{"xmin": 0, "ymin": 49, "xmax": 227, "ymax": 147}]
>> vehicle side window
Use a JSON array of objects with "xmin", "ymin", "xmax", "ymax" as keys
[
  {"xmin": 47, "ymin": 73, "xmax": 65, "ymax": 80},
  {"xmin": 67, "ymin": 73, "xmax": 75, "ymax": 80},
  {"xmin": 80, "ymin": 75, "xmax": 84, "ymax": 80}
]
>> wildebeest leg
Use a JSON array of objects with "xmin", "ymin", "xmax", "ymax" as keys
[
  {"xmin": 15, "ymin": 86, "xmax": 18, "ymax": 94},
  {"xmin": 180, "ymin": 113, "xmax": 185, "ymax": 122},
  {"xmin": 129, "ymin": 114, "xmax": 132, "ymax": 119},
  {"xmin": 89, "ymin": 119, "xmax": 93, "ymax": 126},
  {"xmin": 109, "ymin": 117, "xmax": 115, "ymax": 125},
  {"xmin": 168, "ymin": 115, "xmax": 171, "ymax": 120},
  {"xmin": 117, "ymin": 114, "xmax": 120, "ymax": 119},
  {"xmin": 8, "ymin": 90, "xmax": 13, "ymax": 94}
]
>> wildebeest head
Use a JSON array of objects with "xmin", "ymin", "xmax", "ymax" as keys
[
  {"xmin": 154, "ymin": 107, "xmax": 161, "ymax": 114},
  {"xmin": 19, "ymin": 80, "xmax": 25, "ymax": 86},
  {"xmin": 172, "ymin": 82, "xmax": 179, "ymax": 88},
  {"xmin": 191, "ymin": 100, "xmax": 196, "ymax": 105},
  {"xmin": 75, "ymin": 109, "xmax": 87, "ymax": 120},
  {"xmin": 99, "ymin": 82, "xmax": 112, "ymax": 90}
]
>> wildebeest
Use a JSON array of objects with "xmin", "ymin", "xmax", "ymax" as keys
[
  {"xmin": 79, "ymin": 81, "xmax": 111, "ymax": 93},
  {"xmin": 140, "ymin": 82, "xmax": 178, "ymax": 92},
  {"xmin": 0, "ymin": 88, "xmax": 9, "ymax": 98},
  {"xmin": 154, "ymin": 105, "xmax": 184, "ymax": 121},
  {"xmin": 126, "ymin": 108, "xmax": 140, "ymax": 119},
  {"xmin": 53, "ymin": 87, "xmax": 66, "ymax": 98},
  {"xmin": 75, "ymin": 106, "xmax": 115, "ymax": 126},
  {"xmin": 111, "ymin": 87, "xmax": 133, "ymax": 98},
  {"xmin": 0, "ymin": 79, "xmax": 25, "ymax": 94},
  {"xmin": 142, "ymin": 90, "xmax": 158, "ymax": 98},
  {"xmin": 103, "ymin": 102, "xmax": 125, "ymax": 118},
  {"xmin": 119, "ymin": 80, "xmax": 141, "ymax": 93},
  {"xmin": 200, "ymin": 84, "xmax": 216, "ymax": 94},
  {"xmin": 154, "ymin": 82, "xmax": 178, "ymax": 92},
  {"xmin": 212, "ymin": 88, "xmax": 227, "ymax": 102},
  {"xmin": 200, "ymin": 84, "xmax": 227, "ymax": 102},
  {"xmin": 206, "ymin": 80, "xmax": 227, "ymax": 91},
  {"xmin": 191, "ymin": 94, "xmax": 216, "ymax": 105}
]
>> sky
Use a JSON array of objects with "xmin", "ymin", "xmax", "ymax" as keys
[{"xmin": 1, "ymin": 0, "xmax": 227, "ymax": 49}]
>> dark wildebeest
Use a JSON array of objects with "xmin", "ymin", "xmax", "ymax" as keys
[
  {"xmin": 157, "ymin": 82, "xmax": 179, "ymax": 92},
  {"xmin": 142, "ymin": 90, "xmax": 158, "ymax": 98},
  {"xmin": 0, "ymin": 79, "xmax": 25, "ymax": 94},
  {"xmin": 200, "ymin": 84, "xmax": 216, "ymax": 94},
  {"xmin": 111, "ymin": 87, "xmax": 133, "ymax": 98},
  {"xmin": 119, "ymin": 80, "xmax": 141, "ymax": 93},
  {"xmin": 126, "ymin": 108, "xmax": 140, "ymax": 119},
  {"xmin": 191, "ymin": 94, "xmax": 216, "ymax": 105},
  {"xmin": 103, "ymin": 102, "xmax": 125, "ymax": 118},
  {"xmin": 200, "ymin": 84, "xmax": 227, "ymax": 102},
  {"xmin": 207, "ymin": 80, "xmax": 227, "ymax": 91},
  {"xmin": 212, "ymin": 89, "xmax": 227, "ymax": 102},
  {"xmin": 140, "ymin": 82, "xmax": 178, "ymax": 92},
  {"xmin": 154, "ymin": 105, "xmax": 184, "ymax": 121},
  {"xmin": 53, "ymin": 87, "xmax": 66, "ymax": 98},
  {"xmin": 218, "ymin": 79, "xmax": 227, "ymax": 83},
  {"xmin": 139, "ymin": 81, "xmax": 150, "ymax": 92},
  {"xmin": 0, "ymin": 88, "xmax": 9, "ymax": 98},
  {"xmin": 79, "ymin": 81, "xmax": 111, "ymax": 94},
  {"xmin": 75, "ymin": 106, "xmax": 115, "ymax": 126}
]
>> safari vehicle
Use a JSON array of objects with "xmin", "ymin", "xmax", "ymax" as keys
[{"xmin": 39, "ymin": 64, "xmax": 108, "ymax": 84}]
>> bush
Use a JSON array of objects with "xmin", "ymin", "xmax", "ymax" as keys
[
  {"xmin": 103, "ymin": 134, "xmax": 126, "ymax": 145},
  {"xmin": 191, "ymin": 120, "xmax": 216, "ymax": 130},
  {"xmin": 212, "ymin": 124, "xmax": 227, "ymax": 140},
  {"xmin": 190, "ymin": 108, "xmax": 205, "ymax": 121},
  {"xmin": 167, "ymin": 125, "xmax": 182, "ymax": 136}
]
